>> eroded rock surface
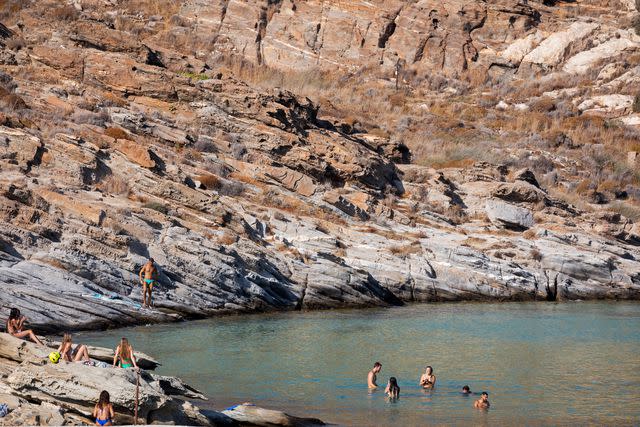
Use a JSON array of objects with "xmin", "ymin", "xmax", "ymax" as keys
[{"xmin": 0, "ymin": 0, "xmax": 638, "ymax": 337}]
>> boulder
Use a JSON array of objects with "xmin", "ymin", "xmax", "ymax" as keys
[
  {"xmin": 522, "ymin": 22, "xmax": 599, "ymax": 69},
  {"xmin": 264, "ymin": 166, "xmax": 316, "ymax": 197},
  {"xmin": 513, "ymin": 169, "xmax": 541, "ymax": 189},
  {"xmin": 492, "ymin": 181, "xmax": 545, "ymax": 204},
  {"xmin": 115, "ymin": 140, "xmax": 156, "ymax": 169},
  {"xmin": 6, "ymin": 358, "xmax": 208, "ymax": 425},
  {"xmin": 0, "ymin": 126, "xmax": 42, "ymax": 171},
  {"xmin": 0, "ymin": 334, "xmax": 208, "ymax": 424},
  {"xmin": 563, "ymin": 36, "xmax": 638, "ymax": 75},
  {"xmin": 501, "ymin": 31, "xmax": 545, "ymax": 65},
  {"xmin": 222, "ymin": 403, "xmax": 325, "ymax": 427},
  {"xmin": 577, "ymin": 94, "xmax": 634, "ymax": 117},
  {"xmin": 485, "ymin": 199, "xmax": 534, "ymax": 230}
]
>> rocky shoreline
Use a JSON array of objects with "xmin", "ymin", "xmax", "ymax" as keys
[
  {"xmin": 1, "ymin": 0, "xmax": 640, "ymax": 334},
  {"xmin": 0, "ymin": 333, "xmax": 326, "ymax": 426}
]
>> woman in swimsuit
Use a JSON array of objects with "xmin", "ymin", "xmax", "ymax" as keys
[
  {"xmin": 58, "ymin": 333, "xmax": 91, "ymax": 363},
  {"xmin": 113, "ymin": 337, "xmax": 138, "ymax": 369},
  {"xmin": 93, "ymin": 390, "xmax": 114, "ymax": 426},
  {"xmin": 419, "ymin": 366, "xmax": 436, "ymax": 389},
  {"xmin": 385, "ymin": 377, "xmax": 400, "ymax": 399},
  {"xmin": 6, "ymin": 308, "xmax": 43, "ymax": 345}
]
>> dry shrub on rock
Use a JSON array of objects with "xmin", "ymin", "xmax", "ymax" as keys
[
  {"xmin": 196, "ymin": 174, "xmax": 220, "ymax": 189},
  {"xmin": 105, "ymin": 127, "xmax": 131, "ymax": 141},
  {"xmin": 218, "ymin": 230, "xmax": 237, "ymax": 245},
  {"xmin": 98, "ymin": 175, "xmax": 130, "ymax": 195},
  {"xmin": 51, "ymin": 5, "xmax": 79, "ymax": 21},
  {"xmin": 143, "ymin": 201, "xmax": 168, "ymax": 214}
]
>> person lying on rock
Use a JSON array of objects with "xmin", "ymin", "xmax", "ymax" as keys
[
  {"xmin": 139, "ymin": 257, "xmax": 159, "ymax": 308},
  {"xmin": 113, "ymin": 337, "xmax": 139, "ymax": 370},
  {"xmin": 93, "ymin": 390, "xmax": 114, "ymax": 426},
  {"xmin": 6, "ymin": 308, "xmax": 43, "ymax": 345},
  {"xmin": 58, "ymin": 333, "xmax": 91, "ymax": 363}
]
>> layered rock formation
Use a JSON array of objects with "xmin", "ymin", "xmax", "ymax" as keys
[
  {"xmin": 0, "ymin": 0, "xmax": 638, "ymax": 335},
  {"xmin": 0, "ymin": 333, "xmax": 326, "ymax": 426},
  {"xmin": 0, "ymin": 333, "xmax": 211, "ymax": 425}
]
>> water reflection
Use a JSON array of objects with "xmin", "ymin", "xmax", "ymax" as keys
[{"xmin": 78, "ymin": 302, "xmax": 640, "ymax": 425}]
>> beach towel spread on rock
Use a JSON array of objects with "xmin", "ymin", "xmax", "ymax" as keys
[{"xmin": 0, "ymin": 403, "xmax": 9, "ymax": 417}]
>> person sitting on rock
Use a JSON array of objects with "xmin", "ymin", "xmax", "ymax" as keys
[
  {"xmin": 419, "ymin": 366, "xmax": 436, "ymax": 389},
  {"xmin": 58, "ymin": 333, "xmax": 91, "ymax": 363},
  {"xmin": 93, "ymin": 390, "xmax": 114, "ymax": 426},
  {"xmin": 474, "ymin": 392, "xmax": 491, "ymax": 409},
  {"xmin": 113, "ymin": 337, "xmax": 138, "ymax": 370},
  {"xmin": 6, "ymin": 308, "xmax": 43, "ymax": 345},
  {"xmin": 138, "ymin": 258, "xmax": 158, "ymax": 308}
]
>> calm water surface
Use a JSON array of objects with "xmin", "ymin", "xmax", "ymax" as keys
[{"xmin": 77, "ymin": 302, "xmax": 640, "ymax": 426}]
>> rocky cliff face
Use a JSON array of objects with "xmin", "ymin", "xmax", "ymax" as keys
[{"xmin": 0, "ymin": 0, "xmax": 639, "ymax": 331}]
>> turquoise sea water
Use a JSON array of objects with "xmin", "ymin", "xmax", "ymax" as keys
[{"xmin": 77, "ymin": 302, "xmax": 640, "ymax": 426}]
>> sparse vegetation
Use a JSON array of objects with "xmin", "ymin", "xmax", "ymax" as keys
[
  {"xmin": 218, "ymin": 230, "xmax": 237, "ymax": 245},
  {"xmin": 388, "ymin": 241, "xmax": 422, "ymax": 259},
  {"xmin": 179, "ymin": 71, "xmax": 210, "ymax": 81},
  {"xmin": 104, "ymin": 127, "xmax": 132, "ymax": 141},
  {"xmin": 143, "ymin": 202, "xmax": 169, "ymax": 214},
  {"xmin": 51, "ymin": 5, "xmax": 79, "ymax": 21},
  {"xmin": 98, "ymin": 175, "xmax": 129, "ymax": 195}
]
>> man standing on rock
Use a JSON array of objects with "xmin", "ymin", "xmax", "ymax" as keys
[
  {"xmin": 367, "ymin": 362, "xmax": 382, "ymax": 388},
  {"xmin": 139, "ymin": 258, "xmax": 158, "ymax": 308}
]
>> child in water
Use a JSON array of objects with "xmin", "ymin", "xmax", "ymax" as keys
[
  {"xmin": 93, "ymin": 390, "xmax": 114, "ymax": 426},
  {"xmin": 385, "ymin": 377, "xmax": 400, "ymax": 399}
]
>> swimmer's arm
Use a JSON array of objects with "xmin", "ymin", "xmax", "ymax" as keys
[
  {"xmin": 113, "ymin": 346, "xmax": 119, "ymax": 367},
  {"xmin": 92, "ymin": 404, "xmax": 98, "ymax": 418},
  {"xmin": 109, "ymin": 404, "xmax": 114, "ymax": 418},
  {"xmin": 139, "ymin": 267, "xmax": 144, "ymax": 283}
]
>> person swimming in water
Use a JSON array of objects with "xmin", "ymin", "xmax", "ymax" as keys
[
  {"xmin": 93, "ymin": 390, "xmax": 114, "ymax": 426},
  {"xmin": 462, "ymin": 385, "xmax": 472, "ymax": 394},
  {"xmin": 367, "ymin": 362, "xmax": 382, "ymax": 388},
  {"xmin": 6, "ymin": 308, "xmax": 43, "ymax": 345},
  {"xmin": 474, "ymin": 392, "xmax": 490, "ymax": 409},
  {"xmin": 113, "ymin": 337, "xmax": 138, "ymax": 370},
  {"xmin": 138, "ymin": 258, "xmax": 158, "ymax": 308},
  {"xmin": 58, "ymin": 333, "xmax": 91, "ymax": 363},
  {"xmin": 419, "ymin": 366, "xmax": 436, "ymax": 389},
  {"xmin": 385, "ymin": 377, "xmax": 400, "ymax": 399}
]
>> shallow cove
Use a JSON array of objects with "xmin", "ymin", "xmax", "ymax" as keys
[{"xmin": 77, "ymin": 302, "xmax": 640, "ymax": 426}]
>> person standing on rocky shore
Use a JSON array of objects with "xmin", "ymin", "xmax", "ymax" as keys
[
  {"xmin": 138, "ymin": 258, "xmax": 158, "ymax": 308},
  {"xmin": 5, "ymin": 308, "xmax": 43, "ymax": 345}
]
